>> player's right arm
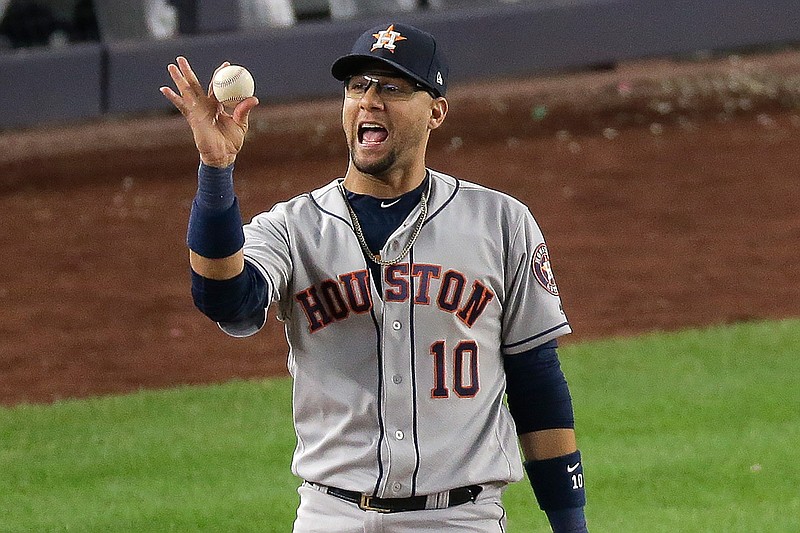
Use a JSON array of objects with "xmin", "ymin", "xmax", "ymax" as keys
[
  {"xmin": 161, "ymin": 56, "xmax": 259, "ymax": 280},
  {"xmin": 161, "ymin": 56, "xmax": 271, "ymax": 328}
]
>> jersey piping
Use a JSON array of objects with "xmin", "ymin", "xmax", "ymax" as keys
[
  {"xmin": 422, "ymin": 173, "xmax": 459, "ymax": 227},
  {"xmin": 369, "ymin": 304, "xmax": 386, "ymax": 496},
  {"xmin": 308, "ymin": 184, "xmax": 353, "ymax": 228},
  {"xmin": 501, "ymin": 321, "xmax": 570, "ymax": 350},
  {"xmin": 408, "ymin": 248, "xmax": 422, "ymax": 496}
]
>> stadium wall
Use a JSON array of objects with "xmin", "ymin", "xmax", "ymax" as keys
[{"xmin": 1, "ymin": 0, "xmax": 799, "ymax": 129}]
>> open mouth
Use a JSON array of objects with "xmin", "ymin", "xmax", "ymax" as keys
[{"xmin": 358, "ymin": 123, "xmax": 389, "ymax": 145}]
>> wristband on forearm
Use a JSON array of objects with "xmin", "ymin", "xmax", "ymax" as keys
[
  {"xmin": 187, "ymin": 163, "xmax": 244, "ymax": 258},
  {"xmin": 525, "ymin": 449, "xmax": 588, "ymax": 533},
  {"xmin": 195, "ymin": 162, "xmax": 235, "ymax": 211}
]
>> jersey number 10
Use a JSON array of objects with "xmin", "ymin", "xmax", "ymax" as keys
[{"xmin": 430, "ymin": 340, "xmax": 479, "ymax": 399}]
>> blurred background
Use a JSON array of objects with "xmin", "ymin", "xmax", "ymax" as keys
[{"xmin": 1, "ymin": 0, "xmax": 799, "ymax": 129}]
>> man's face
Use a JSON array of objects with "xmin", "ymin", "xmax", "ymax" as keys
[{"xmin": 341, "ymin": 67, "xmax": 442, "ymax": 177}]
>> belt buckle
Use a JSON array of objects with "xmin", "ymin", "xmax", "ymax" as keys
[{"xmin": 359, "ymin": 494, "xmax": 391, "ymax": 513}]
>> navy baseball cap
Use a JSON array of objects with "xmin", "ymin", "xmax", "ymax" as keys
[{"xmin": 331, "ymin": 23, "xmax": 449, "ymax": 97}]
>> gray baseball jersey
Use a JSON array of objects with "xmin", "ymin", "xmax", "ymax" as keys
[{"xmin": 220, "ymin": 169, "xmax": 570, "ymax": 498}]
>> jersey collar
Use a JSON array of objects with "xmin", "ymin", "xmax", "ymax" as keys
[{"xmin": 311, "ymin": 169, "xmax": 457, "ymax": 223}]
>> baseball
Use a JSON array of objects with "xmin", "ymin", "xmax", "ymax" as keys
[{"xmin": 212, "ymin": 65, "xmax": 255, "ymax": 110}]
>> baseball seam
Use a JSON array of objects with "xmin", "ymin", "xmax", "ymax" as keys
[{"xmin": 214, "ymin": 69, "xmax": 244, "ymax": 88}]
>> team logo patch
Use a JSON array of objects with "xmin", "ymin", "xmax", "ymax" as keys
[
  {"xmin": 371, "ymin": 24, "xmax": 407, "ymax": 53},
  {"xmin": 532, "ymin": 243, "xmax": 559, "ymax": 296}
]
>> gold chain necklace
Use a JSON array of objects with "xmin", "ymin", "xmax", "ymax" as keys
[{"xmin": 338, "ymin": 181, "xmax": 428, "ymax": 266}]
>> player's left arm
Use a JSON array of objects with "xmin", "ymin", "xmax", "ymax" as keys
[{"xmin": 504, "ymin": 340, "xmax": 588, "ymax": 533}]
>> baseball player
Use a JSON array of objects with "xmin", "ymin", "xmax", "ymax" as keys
[{"xmin": 162, "ymin": 22, "xmax": 588, "ymax": 533}]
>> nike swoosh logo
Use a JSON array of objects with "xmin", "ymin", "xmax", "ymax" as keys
[
  {"xmin": 380, "ymin": 199, "xmax": 401, "ymax": 208},
  {"xmin": 567, "ymin": 462, "xmax": 581, "ymax": 473}
]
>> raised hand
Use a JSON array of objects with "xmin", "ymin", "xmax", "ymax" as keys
[{"xmin": 160, "ymin": 56, "xmax": 259, "ymax": 168}]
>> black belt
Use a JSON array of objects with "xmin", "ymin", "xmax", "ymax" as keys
[{"xmin": 312, "ymin": 483, "xmax": 482, "ymax": 513}]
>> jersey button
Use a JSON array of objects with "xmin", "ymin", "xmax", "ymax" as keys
[
  {"xmin": 395, "ymin": 430, "xmax": 404, "ymax": 440},
  {"xmin": 392, "ymin": 321, "xmax": 401, "ymax": 330},
  {"xmin": 392, "ymin": 482, "xmax": 402, "ymax": 492},
  {"xmin": 392, "ymin": 375, "xmax": 402, "ymax": 384}
]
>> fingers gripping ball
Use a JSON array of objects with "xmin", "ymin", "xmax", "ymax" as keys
[{"xmin": 212, "ymin": 65, "xmax": 255, "ymax": 112}]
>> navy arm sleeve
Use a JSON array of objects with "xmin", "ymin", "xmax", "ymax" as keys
[
  {"xmin": 503, "ymin": 339, "xmax": 575, "ymax": 433},
  {"xmin": 508, "ymin": 341, "xmax": 588, "ymax": 532},
  {"xmin": 191, "ymin": 261, "xmax": 269, "ymax": 324}
]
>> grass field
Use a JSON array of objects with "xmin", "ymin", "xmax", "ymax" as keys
[{"xmin": 2, "ymin": 319, "xmax": 799, "ymax": 532}]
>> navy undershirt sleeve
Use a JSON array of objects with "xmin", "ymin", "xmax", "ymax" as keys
[
  {"xmin": 191, "ymin": 261, "xmax": 269, "ymax": 323},
  {"xmin": 503, "ymin": 339, "xmax": 575, "ymax": 433}
]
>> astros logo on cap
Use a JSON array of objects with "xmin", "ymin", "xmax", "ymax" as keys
[{"xmin": 371, "ymin": 24, "xmax": 407, "ymax": 53}]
